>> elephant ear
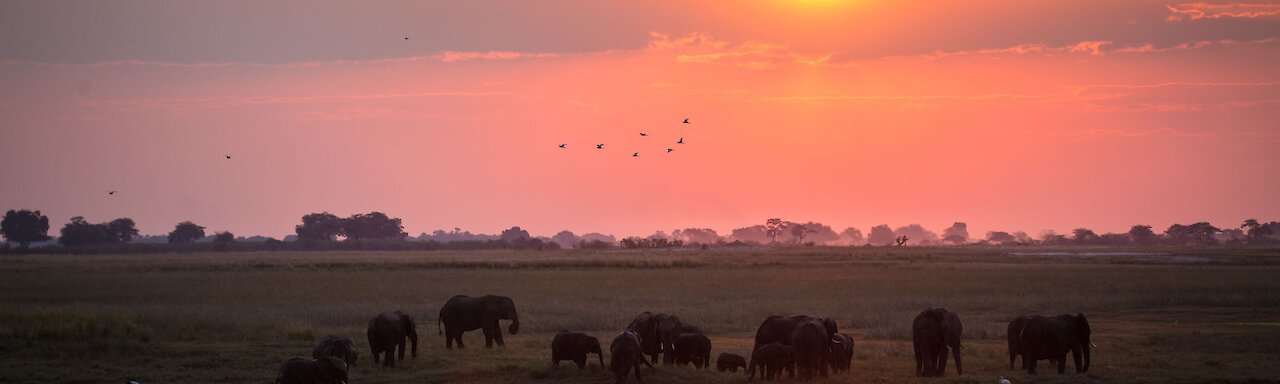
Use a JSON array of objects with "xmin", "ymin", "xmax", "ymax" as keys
[{"xmin": 319, "ymin": 356, "xmax": 348, "ymax": 379}]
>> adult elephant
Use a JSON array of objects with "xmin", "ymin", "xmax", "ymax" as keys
[
  {"xmin": 1020, "ymin": 313, "xmax": 1093, "ymax": 375},
  {"xmin": 1007, "ymin": 316, "xmax": 1030, "ymax": 370},
  {"xmin": 753, "ymin": 315, "xmax": 838, "ymax": 349},
  {"xmin": 438, "ymin": 295, "xmax": 520, "ymax": 349},
  {"xmin": 610, "ymin": 330, "xmax": 656, "ymax": 384},
  {"xmin": 672, "ymin": 331, "xmax": 711, "ymax": 369},
  {"xmin": 829, "ymin": 332, "xmax": 854, "ymax": 373},
  {"xmin": 747, "ymin": 342, "xmax": 795, "ymax": 381},
  {"xmin": 367, "ymin": 310, "xmax": 418, "ymax": 367},
  {"xmin": 626, "ymin": 312, "xmax": 660, "ymax": 363},
  {"xmin": 626, "ymin": 311, "xmax": 688, "ymax": 364},
  {"xmin": 791, "ymin": 318, "xmax": 831, "ymax": 380},
  {"xmin": 312, "ymin": 335, "xmax": 358, "ymax": 367},
  {"xmin": 551, "ymin": 330, "xmax": 604, "ymax": 370},
  {"xmin": 912, "ymin": 308, "xmax": 963, "ymax": 377},
  {"xmin": 275, "ymin": 356, "xmax": 348, "ymax": 384},
  {"xmin": 654, "ymin": 313, "xmax": 686, "ymax": 365}
]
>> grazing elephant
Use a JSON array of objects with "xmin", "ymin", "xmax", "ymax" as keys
[
  {"xmin": 747, "ymin": 342, "xmax": 795, "ymax": 381},
  {"xmin": 626, "ymin": 312, "xmax": 660, "ymax": 363},
  {"xmin": 275, "ymin": 356, "xmax": 348, "ymax": 384},
  {"xmin": 367, "ymin": 310, "xmax": 418, "ymax": 368},
  {"xmin": 610, "ymin": 330, "xmax": 656, "ymax": 384},
  {"xmin": 1007, "ymin": 316, "xmax": 1030, "ymax": 370},
  {"xmin": 312, "ymin": 335, "xmax": 358, "ymax": 367},
  {"xmin": 1020, "ymin": 313, "xmax": 1093, "ymax": 375},
  {"xmin": 551, "ymin": 330, "xmax": 604, "ymax": 370},
  {"xmin": 791, "ymin": 318, "xmax": 831, "ymax": 380},
  {"xmin": 438, "ymin": 295, "xmax": 520, "ymax": 349},
  {"xmin": 828, "ymin": 332, "xmax": 854, "ymax": 373},
  {"xmin": 672, "ymin": 332, "xmax": 712, "ymax": 369},
  {"xmin": 753, "ymin": 315, "xmax": 838, "ymax": 349},
  {"xmin": 717, "ymin": 353, "xmax": 747, "ymax": 372},
  {"xmin": 912, "ymin": 308, "xmax": 963, "ymax": 377}
]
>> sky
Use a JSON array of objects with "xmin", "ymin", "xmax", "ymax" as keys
[{"xmin": 1, "ymin": 0, "xmax": 1278, "ymax": 239}]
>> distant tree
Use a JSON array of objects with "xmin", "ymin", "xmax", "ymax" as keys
[
  {"xmin": 551, "ymin": 230, "xmax": 580, "ymax": 248},
  {"xmin": 674, "ymin": 228, "xmax": 720, "ymax": 244},
  {"xmin": 1128, "ymin": 225, "xmax": 1158, "ymax": 245},
  {"xmin": 1242, "ymin": 219, "xmax": 1274, "ymax": 244},
  {"xmin": 1164, "ymin": 222, "xmax": 1220, "ymax": 246},
  {"xmin": 730, "ymin": 225, "xmax": 769, "ymax": 243},
  {"xmin": 500, "ymin": 226, "xmax": 531, "ymax": 242},
  {"xmin": 868, "ymin": 225, "xmax": 896, "ymax": 246},
  {"xmin": 894, "ymin": 224, "xmax": 939, "ymax": 245},
  {"xmin": 788, "ymin": 224, "xmax": 815, "ymax": 244},
  {"xmin": 1, "ymin": 209, "xmax": 52, "ymax": 249},
  {"xmin": 343, "ymin": 212, "xmax": 405, "ymax": 240},
  {"xmin": 1215, "ymin": 228, "xmax": 1245, "ymax": 244},
  {"xmin": 765, "ymin": 218, "xmax": 787, "ymax": 244},
  {"xmin": 1013, "ymin": 231, "xmax": 1035, "ymax": 244},
  {"xmin": 788, "ymin": 222, "xmax": 839, "ymax": 245},
  {"xmin": 986, "ymin": 231, "xmax": 1017, "ymax": 244},
  {"xmin": 1039, "ymin": 230, "xmax": 1068, "ymax": 245},
  {"xmin": 942, "ymin": 222, "xmax": 970, "ymax": 244},
  {"xmin": 296, "ymin": 212, "xmax": 346, "ymax": 241},
  {"xmin": 213, "ymin": 231, "xmax": 235, "ymax": 243},
  {"xmin": 106, "ymin": 218, "xmax": 139, "ymax": 243},
  {"xmin": 1098, "ymin": 233, "xmax": 1131, "ymax": 246},
  {"xmin": 60, "ymin": 216, "xmax": 115, "ymax": 247},
  {"xmin": 839, "ymin": 227, "xmax": 864, "ymax": 245},
  {"xmin": 168, "ymin": 221, "xmax": 206, "ymax": 244},
  {"xmin": 1072, "ymin": 228, "xmax": 1100, "ymax": 245},
  {"xmin": 579, "ymin": 232, "xmax": 618, "ymax": 244}
]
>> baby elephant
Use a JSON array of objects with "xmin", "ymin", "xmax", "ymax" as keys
[
  {"xmin": 551, "ymin": 330, "xmax": 604, "ymax": 370},
  {"xmin": 673, "ymin": 332, "xmax": 712, "ymax": 369},
  {"xmin": 275, "ymin": 356, "xmax": 348, "ymax": 384},
  {"xmin": 313, "ymin": 335, "xmax": 358, "ymax": 367},
  {"xmin": 717, "ymin": 352, "xmax": 747, "ymax": 372}
]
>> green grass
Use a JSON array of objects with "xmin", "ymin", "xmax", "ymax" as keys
[{"xmin": 1, "ymin": 247, "xmax": 1279, "ymax": 383}]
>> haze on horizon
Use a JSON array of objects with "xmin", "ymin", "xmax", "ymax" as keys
[{"xmin": 1, "ymin": 0, "xmax": 1278, "ymax": 239}]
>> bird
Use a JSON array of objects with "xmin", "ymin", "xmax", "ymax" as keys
[
  {"xmin": 225, "ymin": 155, "xmax": 231, "ymax": 159},
  {"xmin": 596, "ymin": 144, "xmax": 603, "ymax": 149},
  {"xmin": 632, "ymin": 152, "xmax": 639, "ymax": 157},
  {"xmin": 682, "ymin": 118, "xmax": 689, "ymax": 124},
  {"xmin": 404, "ymin": 37, "xmax": 409, "ymax": 40},
  {"xmin": 108, "ymin": 191, "xmax": 116, "ymax": 195},
  {"xmin": 678, "ymin": 137, "xmax": 683, "ymax": 144},
  {"xmin": 558, "ymin": 144, "xmax": 566, "ymax": 148},
  {"xmin": 639, "ymin": 133, "xmax": 647, "ymax": 136},
  {"xmin": 667, "ymin": 148, "xmax": 673, "ymax": 153}
]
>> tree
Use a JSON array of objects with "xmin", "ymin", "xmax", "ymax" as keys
[
  {"xmin": 673, "ymin": 228, "xmax": 720, "ymax": 244},
  {"xmin": 106, "ymin": 218, "xmax": 139, "ymax": 243},
  {"xmin": 986, "ymin": 231, "xmax": 1017, "ymax": 244},
  {"xmin": 868, "ymin": 225, "xmax": 896, "ymax": 246},
  {"xmin": 59, "ymin": 216, "xmax": 114, "ymax": 247},
  {"xmin": 1072, "ymin": 228, "xmax": 1099, "ymax": 245},
  {"xmin": 765, "ymin": 218, "xmax": 787, "ymax": 244},
  {"xmin": 343, "ymin": 212, "xmax": 405, "ymax": 240},
  {"xmin": 789, "ymin": 222, "xmax": 839, "ymax": 245},
  {"xmin": 729, "ymin": 225, "xmax": 769, "ymax": 243},
  {"xmin": 789, "ymin": 223, "xmax": 815, "ymax": 244},
  {"xmin": 942, "ymin": 222, "xmax": 970, "ymax": 244},
  {"xmin": 500, "ymin": 226, "xmax": 531, "ymax": 242},
  {"xmin": 1, "ymin": 209, "xmax": 52, "ymax": 249},
  {"xmin": 839, "ymin": 227, "xmax": 864, "ymax": 245},
  {"xmin": 894, "ymin": 224, "xmax": 939, "ymax": 245},
  {"xmin": 1164, "ymin": 222, "xmax": 1220, "ymax": 246},
  {"xmin": 213, "ymin": 231, "xmax": 235, "ymax": 243},
  {"xmin": 1242, "ymin": 219, "xmax": 1274, "ymax": 244},
  {"xmin": 1128, "ymin": 225, "xmax": 1158, "ymax": 245},
  {"xmin": 551, "ymin": 230, "xmax": 580, "ymax": 248},
  {"xmin": 296, "ymin": 212, "xmax": 346, "ymax": 241},
  {"xmin": 168, "ymin": 221, "xmax": 206, "ymax": 244}
]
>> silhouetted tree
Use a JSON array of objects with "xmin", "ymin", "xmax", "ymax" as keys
[
  {"xmin": 673, "ymin": 228, "xmax": 720, "ymax": 244},
  {"xmin": 868, "ymin": 225, "xmax": 895, "ymax": 246},
  {"xmin": 986, "ymin": 231, "xmax": 1016, "ymax": 244},
  {"xmin": 894, "ymin": 224, "xmax": 939, "ymax": 245},
  {"xmin": 789, "ymin": 222, "xmax": 839, "ymax": 244},
  {"xmin": 343, "ymin": 212, "xmax": 405, "ymax": 240},
  {"xmin": 942, "ymin": 222, "xmax": 970, "ymax": 244},
  {"xmin": 1, "ymin": 209, "xmax": 52, "ymax": 249},
  {"xmin": 106, "ymin": 218, "xmax": 139, "ymax": 243},
  {"xmin": 1164, "ymin": 222, "xmax": 1220, "ymax": 246},
  {"xmin": 296, "ymin": 212, "xmax": 346, "ymax": 241},
  {"xmin": 499, "ymin": 226, "xmax": 531, "ymax": 242},
  {"xmin": 60, "ymin": 216, "xmax": 115, "ymax": 247},
  {"xmin": 1128, "ymin": 225, "xmax": 1158, "ymax": 245},
  {"xmin": 789, "ymin": 224, "xmax": 815, "ymax": 244},
  {"xmin": 213, "ymin": 231, "xmax": 235, "ymax": 243},
  {"xmin": 1039, "ymin": 230, "xmax": 1068, "ymax": 245},
  {"xmin": 765, "ymin": 218, "xmax": 786, "ymax": 244},
  {"xmin": 1242, "ymin": 219, "xmax": 1274, "ymax": 244},
  {"xmin": 839, "ymin": 227, "xmax": 864, "ymax": 245},
  {"xmin": 1013, "ymin": 231, "xmax": 1035, "ymax": 244},
  {"xmin": 168, "ymin": 221, "xmax": 206, "ymax": 244},
  {"xmin": 551, "ymin": 230, "xmax": 580, "ymax": 248},
  {"xmin": 579, "ymin": 232, "xmax": 617, "ymax": 244},
  {"xmin": 1072, "ymin": 228, "xmax": 1100, "ymax": 245},
  {"xmin": 730, "ymin": 225, "xmax": 769, "ymax": 243},
  {"xmin": 894, "ymin": 235, "xmax": 909, "ymax": 247},
  {"xmin": 1098, "ymin": 233, "xmax": 1131, "ymax": 246}
]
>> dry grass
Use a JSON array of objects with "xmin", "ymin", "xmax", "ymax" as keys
[{"xmin": 1, "ymin": 247, "xmax": 1279, "ymax": 383}]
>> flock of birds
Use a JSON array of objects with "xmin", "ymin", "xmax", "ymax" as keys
[{"xmin": 560, "ymin": 118, "xmax": 690, "ymax": 157}]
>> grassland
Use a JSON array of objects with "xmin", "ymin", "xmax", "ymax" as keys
[{"xmin": 2, "ymin": 246, "xmax": 1279, "ymax": 383}]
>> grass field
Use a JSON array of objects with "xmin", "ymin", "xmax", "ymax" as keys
[{"xmin": 2, "ymin": 247, "xmax": 1279, "ymax": 383}]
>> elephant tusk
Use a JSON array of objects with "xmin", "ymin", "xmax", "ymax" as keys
[{"xmin": 1089, "ymin": 342, "xmax": 1098, "ymax": 348}]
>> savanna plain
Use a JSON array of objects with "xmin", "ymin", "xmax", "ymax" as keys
[{"xmin": 2, "ymin": 247, "xmax": 1279, "ymax": 384}]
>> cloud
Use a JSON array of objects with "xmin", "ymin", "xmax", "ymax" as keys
[
  {"xmin": 432, "ymin": 51, "xmax": 559, "ymax": 63},
  {"xmin": 1165, "ymin": 2, "xmax": 1280, "ymax": 21},
  {"xmin": 649, "ymin": 32, "xmax": 832, "ymax": 70},
  {"xmin": 62, "ymin": 91, "xmax": 591, "ymax": 113},
  {"xmin": 0, "ymin": 51, "xmax": 562, "ymax": 68},
  {"xmin": 1111, "ymin": 37, "xmax": 1278, "ymax": 53}
]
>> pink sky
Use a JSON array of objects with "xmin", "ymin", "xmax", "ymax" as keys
[{"xmin": 1, "ymin": 1, "xmax": 1278, "ymax": 238}]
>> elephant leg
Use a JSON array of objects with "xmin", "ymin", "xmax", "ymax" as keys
[
  {"xmin": 1027, "ymin": 358, "xmax": 1038, "ymax": 375},
  {"xmin": 575, "ymin": 355, "xmax": 586, "ymax": 370},
  {"xmin": 634, "ymin": 359, "xmax": 643, "ymax": 381},
  {"xmin": 483, "ymin": 322, "xmax": 498, "ymax": 348},
  {"xmin": 494, "ymin": 326, "xmax": 506, "ymax": 347},
  {"xmin": 446, "ymin": 330, "xmax": 455, "ymax": 349},
  {"xmin": 397, "ymin": 340, "xmax": 406, "ymax": 361},
  {"xmin": 1057, "ymin": 353, "xmax": 1068, "ymax": 374},
  {"xmin": 455, "ymin": 331, "xmax": 466, "ymax": 349},
  {"xmin": 1071, "ymin": 346, "xmax": 1083, "ymax": 373},
  {"xmin": 372, "ymin": 349, "xmax": 381, "ymax": 364}
]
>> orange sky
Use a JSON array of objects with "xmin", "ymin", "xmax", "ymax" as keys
[{"xmin": 1, "ymin": 1, "xmax": 1278, "ymax": 238}]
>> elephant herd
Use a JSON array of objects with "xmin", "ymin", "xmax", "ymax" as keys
[{"xmin": 275, "ymin": 296, "xmax": 1095, "ymax": 383}]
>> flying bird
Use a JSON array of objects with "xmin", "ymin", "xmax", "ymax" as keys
[
  {"xmin": 678, "ymin": 137, "xmax": 683, "ymax": 144},
  {"xmin": 225, "ymin": 155, "xmax": 231, "ymax": 159},
  {"xmin": 404, "ymin": 37, "xmax": 409, "ymax": 40},
  {"xmin": 639, "ymin": 133, "xmax": 647, "ymax": 136},
  {"xmin": 667, "ymin": 148, "xmax": 673, "ymax": 153},
  {"xmin": 596, "ymin": 144, "xmax": 604, "ymax": 149},
  {"xmin": 558, "ymin": 144, "xmax": 566, "ymax": 148},
  {"xmin": 633, "ymin": 152, "xmax": 639, "ymax": 157},
  {"xmin": 682, "ymin": 118, "xmax": 689, "ymax": 124},
  {"xmin": 108, "ymin": 191, "xmax": 116, "ymax": 195}
]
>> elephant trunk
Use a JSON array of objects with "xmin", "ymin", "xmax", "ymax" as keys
[
  {"xmin": 951, "ymin": 346, "xmax": 963, "ymax": 375},
  {"xmin": 508, "ymin": 309, "xmax": 520, "ymax": 334}
]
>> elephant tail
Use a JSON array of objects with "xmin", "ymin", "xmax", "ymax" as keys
[{"xmin": 437, "ymin": 315, "xmax": 443, "ymax": 336}]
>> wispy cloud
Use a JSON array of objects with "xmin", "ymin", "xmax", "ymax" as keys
[
  {"xmin": 649, "ymin": 32, "xmax": 833, "ymax": 70},
  {"xmin": 1165, "ymin": 2, "xmax": 1280, "ymax": 21},
  {"xmin": 0, "ymin": 50, "xmax": 562, "ymax": 69},
  {"xmin": 62, "ymin": 91, "xmax": 592, "ymax": 112}
]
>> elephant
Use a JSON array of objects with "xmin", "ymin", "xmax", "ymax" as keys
[
  {"xmin": 747, "ymin": 342, "xmax": 795, "ymax": 381},
  {"xmin": 275, "ymin": 356, "xmax": 348, "ymax": 384},
  {"xmin": 610, "ymin": 330, "xmax": 656, "ymax": 384},
  {"xmin": 753, "ymin": 315, "xmax": 838, "ymax": 349},
  {"xmin": 437, "ymin": 295, "xmax": 520, "ymax": 349},
  {"xmin": 551, "ymin": 330, "xmax": 604, "ymax": 370},
  {"xmin": 672, "ymin": 332, "xmax": 712, "ymax": 369},
  {"xmin": 828, "ymin": 332, "xmax": 854, "ymax": 373},
  {"xmin": 312, "ymin": 335, "xmax": 358, "ymax": 367},
  {"xmin": 716, "ymin": 352, "xmax": 747, "ymax": 372},
  {"xmin": 367, "ymin": 310, "xmax": 418, "ymax": 368},
  {"xmin": 791, "ymin": 318, "xmax": 831, "ymax": 380},
  {"xmin": 1006, "ymin": 316, "xmax": 1030, "ymax": 370},
  {"xmin": 626, "ymin": 312, "xmax": 660, "ymax": 363},
  {"xmin": 654, "ymin": 313, "xmax": 685, "ymax": 364},
  {"xmin": 625, "ymin": 311, "xmax": 689, "ymax": 364},
  {"xmin": 912, "ymin": 308, "xmax": 963, "ymax": 377},
  {"xmin": 1019, "ymin": 313, "xmax": 1093, "ymax": 375}
]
